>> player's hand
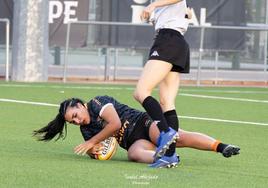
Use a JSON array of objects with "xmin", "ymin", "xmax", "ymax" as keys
[
  {"xmin": 74, "ymin": 141, "xmax": 95, "ymax": 156},
  {"xmin": 90, "ymin": 143, "xmax": 104, "ymax": 155},
  {"xmin": 185, "ymin": 7, "xmax": 192, "ymax": 19},
  {"xmin": 140, "ymin": 4, "xmax": 155, "ymax": 22}
]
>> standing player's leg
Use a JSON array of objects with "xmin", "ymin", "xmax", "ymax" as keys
[
  {"xmin": 159, "ymin": 72, "xmax": 180, "ymax": 156},
  {"xmin": 157, "ymin": 32, "xmax": 190, "ymax": 159},
  {"xmin": 159, "ymin": 72, "xmax": 180, "ymax": 112},
  {"xmin": 134, "ymin": 60, "xmax": 177, "ymax": 160}
]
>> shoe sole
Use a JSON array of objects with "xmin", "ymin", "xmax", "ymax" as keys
[
  {"xmin": 154, "ymin": 134, "xmax": 177, "ymax": 159},
  {"xmin": 223, "ymin": 146, "xmax": 240, "ymax": 158},
  {"xmin": 167, "ymin": 162, "xmax": 178, "ymax": 168},
  {"xmin": 158, "ymin": 162, "xmax": 178, "ymax": 169}
]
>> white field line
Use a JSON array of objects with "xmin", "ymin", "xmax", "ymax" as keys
[
  {"xmin": 0, "ymin": 98, "xmax": 267, "ymax": 126},
  {"xmin": 0, "ymin": 84, "xmax": 131, "ymax": 90},
  {"xmin": 181, "ymin": 89, "xmax": 268, "ymax": 94},
  {"xmin": 0, "ymin": 98, "xmax": 58, "ymax": 107},
  {"xmin": 1, "ymin": 83, "xmax": 268, "ymax": 93},
  {"xmin": 1, "ymin": 84, "xmax": 268, "ymax": 104},
  {"xmin": 180, "ymin": 115, "xmax": 268, "ymax": 126},
  {"xmin": 180, "ymin": 93, "xmax": 268, "ymax": 103}
]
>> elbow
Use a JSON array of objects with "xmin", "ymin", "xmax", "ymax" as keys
[
  {"xmin": 114, "ymin": 120, "xmax": 121, "ymax": 131},
  {"xmin": 109, "ymin": 119, "xmax": 121, "ymax": 133}
]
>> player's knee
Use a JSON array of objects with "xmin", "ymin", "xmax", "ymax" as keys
[
  {"xmin": 133, "ymin": 89, "xmax": 140, "ymax": 102},
  {"xmin": 133, "ymin": 88, "xmax": 148, "ymax": 103},
  {"xmin": 159, "ymin": 96, "xmax": 174, "ymax": 110},
  {"xmin": 176, "ymin": 129, "xmax": 187, "ymax": 146},
  {"xmin": 159, "ymin": 96, "xmax": 167, "ymax": 107},
  {"xmin": 128, "ymin": 150, "xmax": 140, "ymax": 162}
]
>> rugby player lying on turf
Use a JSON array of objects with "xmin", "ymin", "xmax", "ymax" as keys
[{"xmin": 33, "ymin": 95, "xmax": 240, "ymax": 167}]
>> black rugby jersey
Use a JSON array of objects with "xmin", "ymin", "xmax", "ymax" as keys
[{"xmin": 80, "ymin": 95, "xmax": 145, "ymax": 149}]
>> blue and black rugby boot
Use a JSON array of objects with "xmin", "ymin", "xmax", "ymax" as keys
[
  {"xmin": 153, "ymin": 127, "xmax": 178, "ymax": 159},
  {"xmin": 149, "ymin": 153, "xmax": 179, "ymax": 168}
]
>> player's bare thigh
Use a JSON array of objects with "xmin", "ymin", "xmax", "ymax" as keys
[
  {"xmin": 127, "ymin": 139, "xmax": 156, "ymax": 163},
  {"xmin": 127, "ymin": 121, "xmax": 162, "ymax": 163},
  {"xmin": 134, "ymin": 60, "xmax": 172, "ymax": 102}
]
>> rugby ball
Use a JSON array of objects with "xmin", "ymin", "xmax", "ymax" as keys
[{"xmin": 94, "ymin": 137, "xmax": 118, "ymax": 160}]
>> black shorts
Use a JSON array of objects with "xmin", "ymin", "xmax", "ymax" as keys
[
  {"xmin": 126, "ymin": 113, "xmax": 153, "ymax": 150},
  {"xmin": 148, "ymin": 28, "xmax": 190, "ymax": 73}
]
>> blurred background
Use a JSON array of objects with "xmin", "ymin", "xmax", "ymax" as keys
[{"xmin": 0, "ymin": 0, "xmax": 267, "ymax": 86}]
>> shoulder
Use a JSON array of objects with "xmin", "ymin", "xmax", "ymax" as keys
[
  {"xmin": 88, "ymin": 96, "xmax": 116, "ymax": 113},
  {"xmin": 92, "ymin": 95, "xmax": 115, "ymax": 103}
]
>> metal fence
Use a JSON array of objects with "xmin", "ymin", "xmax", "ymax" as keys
[
  {"xmin": 62, "ymin": 21, "xmax": 268, "ymax": 85},
  {"xmin": 1, "ymin": 20, "xmax": 267, "ymax": 85},
  {"xmin": 0, "ymin": 18, "xmax": 10, "ymax": 82}
]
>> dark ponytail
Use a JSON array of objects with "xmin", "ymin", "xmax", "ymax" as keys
[
  {"xmin": 33, "ymin": 98, "xmax": 84, "ymax": 141},
  {"xmin": 33, "ymin": 113, "xmax": 66, "ymax": 141}
]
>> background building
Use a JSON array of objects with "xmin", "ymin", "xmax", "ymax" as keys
[{"xmin": 0, "ymin": 0, "xmax": 267, "ymax": 85}]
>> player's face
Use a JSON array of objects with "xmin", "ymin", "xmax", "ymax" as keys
[{"xmin": 64, "ymin": 103, "xmax": 90, "ymax": 126}]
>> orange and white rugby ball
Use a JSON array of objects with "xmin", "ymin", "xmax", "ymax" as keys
[{"xmin": 94, "ymin": 137, "xmax": 118, "ymax": 160}]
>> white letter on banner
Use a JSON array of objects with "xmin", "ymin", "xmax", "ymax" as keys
[
  {"xmin": 49, "ymin": 1, "xmax": 63, "ymax": 23},
  {"xmin": 200, "ymin": 8, "xmax": 211, "ymax": 26},
  {"xmin": 187, "ymin": 8, "xmax": 199, "ymax": 26},
  {"xmin": 63, "ymin": 1, "xmax": 78, "ymax": 24}
]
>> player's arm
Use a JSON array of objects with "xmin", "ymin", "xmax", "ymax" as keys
[
  {"xmin": 185, "ymin": 7, "xmax": 192, "ymax": 19},
  {"xmin": 141, "ymin": 0, "xmax": 182, "ymax": 21},
  {"xmin": 74, "ymin": 105, "xmax": 121, "ymax": 155},
  {"xmin": 89, "ymin": 105, "xmax": 121, "ymax": 145},
  {"xmin": 151, "ymin": 0, "xmax": 182, "ymax": 8}
]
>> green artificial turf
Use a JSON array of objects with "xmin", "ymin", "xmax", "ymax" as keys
[{"xmin": 0, "ymin": 82, "xmax": 267, "ymax": 188}]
